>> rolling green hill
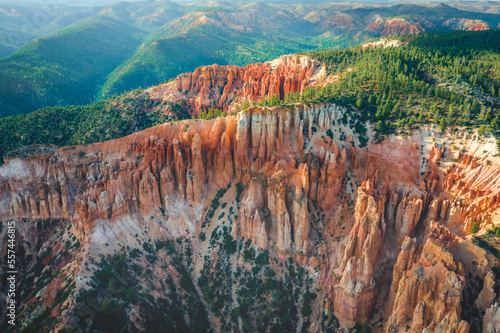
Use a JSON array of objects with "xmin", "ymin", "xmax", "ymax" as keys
[
  {"xmin": 0, "ymin": 4, "xmax": 102, "ymax": 58},
  {"xmin": 0, "ymin": 16, "xmax": 144, "ymax": 117}
]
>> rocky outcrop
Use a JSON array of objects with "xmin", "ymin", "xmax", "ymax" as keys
[
  {"xmin": 331, "ymin": 163, "xmax": 429, "ymax": 327},
  {"xmin": 0, "ymin": 104, "xmax": 349, "ymax": 255},
  {"xmin": 366, "ymin": 17, "xmax": 433, "ymax": 36},
  {"xmin": 320, "ymin": 13, "xmax": 356, "ymax": 30},
  {"xmin": 484, "ymin": 303, "xmax": 500, "ymax": 333},
  {"xmin": 385, "ymin": 222, "xmax": 470, "ymax": 333},
  {"xmin": 239, "ymin": 179, "xmax": 268, "ymax": 249},
  {"xmin": 475, "ymin": 271, "xmax": 497, "ymax": 312},
  {"xmin": 147, "ymin": 55, "xmax": 325, "ymax": 116},
  {"xmin": 333, "ymin": 178, "xmax": 387, "ymax": 326},
  {"xmin": 443, "ymin": 18, "xmax": 490, "ymax": 31},
  {"xmin": 1, "ymin": 103, "xmax": 499, "ymax": 332},
  {"xmin": 440, "ymin": 152, "xmax": 500, "ymax": 234}
]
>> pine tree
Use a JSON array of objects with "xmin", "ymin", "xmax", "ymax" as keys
[
  {"xmin": 439, "ymin": 117, "xmax": 446, "ymax": 132},
  {"xmin": 477, "ymin": 125, "xmax": 486, "ymax": 135},
  {"xmin": 491, "ymin": 115, "xmax": 500, "ymax": 131},
  {"xmin": 408, "ymin": 117, "xmax": 415, "ymax": 128},
  {"xmin": 430, "ymin": 103, "xmax": 438, "ymax": 115},
  {"xmin": 383, "ymin": 99, "xmax": 391, "ymax": 118},
  {"xmin": 470, "ymin": 222, "xmax": 480, "ymax": 234},
  {"xmin": 431, "ymin": 103, "xmax": 439, "ymax": 123},
  {"xmin": 375, "ymin": 120, "xmax": 384, "ymax": 133},
  {"xmin": 406, "ymin": 95, "xmax": 412, "ymax": 107},
  {"xmin": 356, "ymin": 92, "xmax": 364, "ymax": 108},
  {"xmin": 418, "ymin": 112, "xmax": 425, "ymax": 123},
  {"xmin": 471, "ymin": 99, "xmax": 480, "ymax": 115},
  {"xmin": 367, "ymin": 94, "xmax": 374, "ymax": 105},
  {"xmin": 484, "ymin": 107, "xmax": 492, "ymax": 121},
  {"xmin": 391, "ymin": 101, "xmax": 401, "ymax": 117},
  {"xmin": 461, "ymin": 105, "xmax": 469, "ymax": 120},
  {"xmin": 375, "ymin": 106, "xmax": 384, "ymax": 120},
  {"xmin": 446, "ymin": 105, "xmax": 456, "ymax": 125},
  {"xmin": 242, "ymin": 100, "xmax": 250, "ymax": 110}
]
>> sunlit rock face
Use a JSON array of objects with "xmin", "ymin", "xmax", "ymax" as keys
[
  {"xmin": 1, "ymin": 102, "xmax": 499, "ymax": 332},
  {"xmin": 147, "ymin": 54, "xmax": 325, "ymax": 116}
]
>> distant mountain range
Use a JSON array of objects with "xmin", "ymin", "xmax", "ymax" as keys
[{"xmin": 1, "ymin": 0, "xmax": 500, "ymax": 117}]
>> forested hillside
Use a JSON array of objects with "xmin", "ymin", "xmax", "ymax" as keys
[
  {"xmin": 0, "ymin": 4, "xmax": 102, "ymax": 58},
  {"xmin": 0, "ymin": 16, "xmax": 144, "ymax": 117},
  {"xmin": 301, "ymin": 30, "xmax": 500, "ymax": 136},
  {"xmin": 0, "ymin": 90, "xmax": 190, "ymax": 162}
]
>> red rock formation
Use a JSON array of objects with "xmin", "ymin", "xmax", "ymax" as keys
[
  {"xmin": 384, "ymin": 236, "xmax": 417, "ymax": 319},
  {"xmin": 483, "ymin": 303, "xmax": 500, "ymax": 333},
  {"xmin": 439, "ymin": 152, "xmax": 500, "ymax": 234},
  {"xmin": 1, "ymin": 102, "xmax": 499, "ymax": 332},
  {"xmin": 239, "ymin": 179, "xmax": 268, "ymax": 249},
  {"xmin": 320, "ymin": 13, "xmax": 356, "ymax": 30},
  {"xmin": 333, "ymin": 177, "xmax": 387, "ymax": 326},
  {"xmin": 385, "ymin": 222, "xmax": 470, "ymax": 333},
  {"xmin": 443, "ymin": 18, "xmax": 490, "ymax": 31},
  {"xmin": 366, "ymin": 17, "xmax": 432, "ymax": 36},
  {"xmin": 476, "ymin": 271, "xmax": 497, "ymax": 312},
  {"xmin": 147, "ymin": 55, "xmax": 324, "ymax": 116},
  {"xmin": 0, "ymin": 104, "xmax": 345, "ymax": 255}
]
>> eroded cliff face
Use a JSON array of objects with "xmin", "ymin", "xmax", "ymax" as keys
[
  {"xmin": 385, "ymin": 224, "xmax": 470, "ymax": 333},
  {"xmin": 366, "ymin": 17, "xmax": 433, "ymax": 36},
  {"xmin": 443, "ymin": 18, "xmax": 490, "ymax": 31},
  {"xmin": 0, "ymin": 104, "xmax": 348, "ymax": 255},
  {"xmin": 0, "ymin": 103, "xmax": 499, "ymax": 332},
  {"xmin": 147, "ymin": 54, "xmax": 326, "ymax": 116},
  {"xmin": 302, "ymin": 6, "xmax": 498, "ymax": 38}
]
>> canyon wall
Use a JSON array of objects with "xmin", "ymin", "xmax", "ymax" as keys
[
  {"xmin": 0, "ymin": 103, "xmax": 499, "ymax": 332},
  {"xmin": 0, "ymin": 104, "xmax": 347, "ymax": 254}
]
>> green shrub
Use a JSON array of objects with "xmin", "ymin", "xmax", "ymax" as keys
[{"xmin": 470, "ymin": 222, "xmax": 480, "ymax": 234}]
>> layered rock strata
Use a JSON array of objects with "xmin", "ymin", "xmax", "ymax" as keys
[
  {"xmin": 1, "ymin": 103, "xmax": 499, "ymax": 332},
  {"xmin": 0, "ymin": 104, "xmax": 348, "ymax": 256},
  {"xmin": 147, "ymin": 54, "xmax": 325, "ymax": 116}
]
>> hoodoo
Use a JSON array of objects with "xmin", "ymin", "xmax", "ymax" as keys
[{"xmin": 1, "ymin": 102, "xmax": 499, "ymax": 332}]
